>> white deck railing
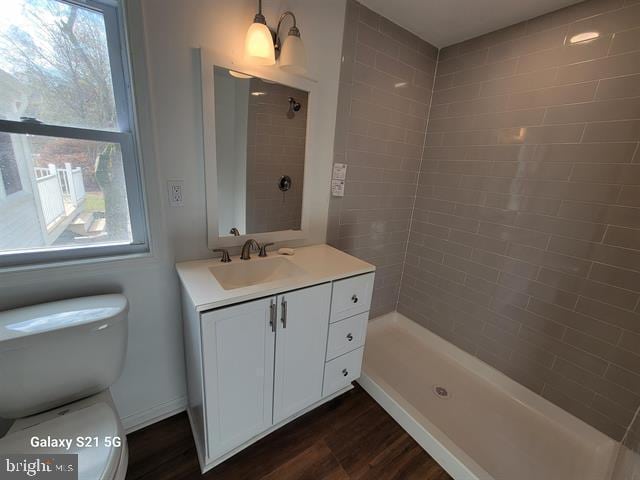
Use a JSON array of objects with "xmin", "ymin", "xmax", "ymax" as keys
[
  {"xmin": 34, "ymin": 163, "xmax": 86, "ymax": 228},
  {"xmin": 57, "ymin": 163, "xmax": 86, "ymax": 206},
  {"xmin": 36, "ymin": 171, "xmax": 65, "ymax": 227},
  {"xmin": 71, "ymin": 167, "xmax": 85, "ymax": 205},
  {"xmin": 34, "ymin": 166, "xmax": 53, "ymax": 179}
]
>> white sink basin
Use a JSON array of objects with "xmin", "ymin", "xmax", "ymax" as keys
[{"xmin": 208, "ymin": 256, "xmax": 308, "ymax": 290}]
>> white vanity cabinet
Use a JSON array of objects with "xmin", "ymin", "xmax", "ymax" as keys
[
  {"xmin": 201, "ymin": 283, "xmax": 332, "ymax": 460},
  {"xmin": 200, "ymin": 296, "xmax": 276, "ymax": 458},
  {"xmin": 177, "ymin": 246, "xmax": 375, "ymax": 473},
  {"xmin": 273, "ymin": 284, "xmax": 332, "ymax": 423}
]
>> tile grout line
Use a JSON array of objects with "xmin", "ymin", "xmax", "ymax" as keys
[
  {"xmin": 435, "ymin": 31, "xmax": 639, "ymax": 83},
  {"xmin": 403, "ymin": 235, "xmax": 640, "ymax": 355},
  {"xmin": 432, "ymin": 74, "xmax": 640, "ymax": 116}
]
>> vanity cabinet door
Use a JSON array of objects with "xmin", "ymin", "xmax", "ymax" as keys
[
  {"xmin": 273, "ymin": 283, "xmax": 331, "ymax": 423},
  {"xmin": 201, "ymin": 296, "xmax": 276, "ymax": 458}
]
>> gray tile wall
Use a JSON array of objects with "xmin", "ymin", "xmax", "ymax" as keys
[
  {"xmin": 398, "ymin": 0, "xmax": 640, "ymax": 439},
  {"xmin": 246, "ymin": 80, "xmax": 306, "ymax": 234},
  {"xmin": 327, "ymin": 0, "xmax": 438, "ymax": 317}
]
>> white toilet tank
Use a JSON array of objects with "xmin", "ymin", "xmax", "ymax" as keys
[{"xmin": 0, "ymin": 294, "xmax": 128, "ymax": 418}]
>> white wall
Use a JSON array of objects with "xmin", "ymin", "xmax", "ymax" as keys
[
  {"xmin": 0, "ymin": 0, "xmax": 346, "ymax": 430},
  {"xmin": 141, "ymin": 0, "xmax": 346, "ymax": 260}
]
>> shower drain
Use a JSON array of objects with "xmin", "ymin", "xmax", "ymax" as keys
[{"xmin": 432, "ymin": 385, "xmax": 450, "ymax": 399}]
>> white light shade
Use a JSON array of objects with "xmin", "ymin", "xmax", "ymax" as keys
[
  {"xmin": 279, "ymin": 34, "xmax": 306, "ymax": 75},
  {"xmin": 228, "ymin": 70, "xmax": 253, "ymax": 79},
  {"xmin": 244, "ymin": 22, "xmax": 275, "ymax": 65}
]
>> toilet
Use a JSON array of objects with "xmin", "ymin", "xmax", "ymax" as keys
[{"xmin": 0, "ymin": 294, "xmax": 129, "ymax": 480}]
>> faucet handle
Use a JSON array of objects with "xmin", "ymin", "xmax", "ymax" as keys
[
  {"xmin": 213, "ymin": 248, "xmax": 231, "ymax": 263},
  {"xmin": 258, "ymin": 243, "xmax": 275, "ymax": 257}
]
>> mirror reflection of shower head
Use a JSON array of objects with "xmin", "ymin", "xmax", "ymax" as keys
[{"xmin": 287, "ymin": 97, "xmax": 301, "ymax": 118}]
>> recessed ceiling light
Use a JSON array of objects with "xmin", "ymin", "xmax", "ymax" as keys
[
  {"xmin": 251, "ymin": 91, "xmax": 266, "ymax": 96},
  {"xmin": 394, "ymin": 82, "xmax": 408, "ymax": 88},
  {"xmin": 569, "ymin": 31, "xmax": 600, "ymax": 44}
]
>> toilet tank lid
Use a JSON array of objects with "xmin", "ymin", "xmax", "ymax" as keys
[{"xmin": 0, "ymin": 294, "xmax": 128, "ymax": 343}]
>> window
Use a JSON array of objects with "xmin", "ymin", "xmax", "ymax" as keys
[{"xmin": 0, "ymin": 0, "xmax": 147, "ymax": 267}]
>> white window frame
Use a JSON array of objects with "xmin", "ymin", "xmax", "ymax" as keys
[{"xmin": 0, "ymin": 0, "xmax": 149, "ymax": 268}]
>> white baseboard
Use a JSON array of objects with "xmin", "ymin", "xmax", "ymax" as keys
[{"xmin": 122, "ymin": 396, "xmax": 187, "ymax": 433}]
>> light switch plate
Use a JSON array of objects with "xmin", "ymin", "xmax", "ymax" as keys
[
  {"xmin": 331, "ymin": 179, "xmax": 345, "ymax": 197},
  {"xmin": 167, "ymin": 180, "xmax": 184, "ymax": 206},
  {"xmin": 332, "ymin": 163, "xmax": 347, "ymax": 180}
]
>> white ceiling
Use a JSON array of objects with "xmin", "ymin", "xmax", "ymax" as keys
[{"xmin": 358, "ymin": 0, "xmax": 583, "ymax": 47}]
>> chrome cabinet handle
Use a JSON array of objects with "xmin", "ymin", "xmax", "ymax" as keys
[
  {"xmin": 351, "ymin": 294, "xmax": 358, "ymax": 303},
  {"xmin": 346, "ymin": 333, "xmax": 353, "ymax": 342},
  {"xmin": 269, "ymin": 299, "xmax": 276, "ymax": 333},
  {"xmin": 342, "ymin": 368, "xmax": 349, "ymax": 377},
  {"xmin": 281, "ymin": 297, "xmax": 287, "ymax": 328}
]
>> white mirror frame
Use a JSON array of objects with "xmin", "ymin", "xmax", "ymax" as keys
[{"xmin": 200, "ymin": 48, "xmax": 316, "ymax": 249}]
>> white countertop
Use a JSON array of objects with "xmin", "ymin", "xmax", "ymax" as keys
[{"xmin": 176, "ymin": 244, "xmax": 376, "ymax": 312}]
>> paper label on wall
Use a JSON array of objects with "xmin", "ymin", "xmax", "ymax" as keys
[
  {"xmin": 331, "ymin": 179, "xmax": 345, "ymax": 197},
  {"xmin": 332, "ymin": 163, "xmax": 347, "ymax": 180}
]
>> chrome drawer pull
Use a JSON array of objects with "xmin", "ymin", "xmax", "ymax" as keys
[
  {"xmin": 281, "ymin": 297, "xmax": 288, "ymax": 328},
  {"xmin": 351, "ymin": 294, "xmax": 358, "ymax": 303},
  {"xmin": 342, "ymin": 368, "xmax": 349, "ymax": 377},
  {"xmin": 346, "ymin": 333, "xmax": 353, "ymax": 341},
  {"xmin": 269, "ymin": 299, "xmax": 276, "ymax": 333}
]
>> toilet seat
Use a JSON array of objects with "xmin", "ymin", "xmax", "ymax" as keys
[{"xmin": 0, "ymin": 392, "xmax": 127, "ymax": 480}]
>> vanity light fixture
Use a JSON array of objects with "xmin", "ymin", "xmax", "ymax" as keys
[
  {"xmin": 243, "ymin": 0, "xmax": 275, "ymax": 65},
  {"xmin": 243, "ymin": 0, "xmax": 307, "ymax": 75},
  {"xmin": 276, "ymin": 12, "xmax": 306, "ymax": 74},
  {"xmin": 569, "ymin": 31, "xmax": 600, "ymax": 44}
]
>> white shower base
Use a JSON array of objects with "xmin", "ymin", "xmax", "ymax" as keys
[{"xmin": 358, "ymin": 312, "xmax": 618, "ymax": 480}]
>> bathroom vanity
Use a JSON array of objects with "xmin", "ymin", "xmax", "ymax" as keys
[
  {"xmin": 177, "ymin": 244, "xmax": 375, "ymax": 472},
  {"xmin": 179, "ymin": 51, "xmax": 377, "ymax": 472}
]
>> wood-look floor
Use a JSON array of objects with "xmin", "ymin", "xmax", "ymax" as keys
[{"xmin": 126, "ymin": 385, "xmax": 452, "ymax": 480}]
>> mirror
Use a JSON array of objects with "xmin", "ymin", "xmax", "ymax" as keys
[{"xmin": 213, "ymin": 66, "xmax": 308, "ymax": 237}]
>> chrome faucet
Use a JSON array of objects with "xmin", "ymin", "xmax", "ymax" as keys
[{"xmin": 240, "ymin": 239, "xmax": 260, "ymax": 260}]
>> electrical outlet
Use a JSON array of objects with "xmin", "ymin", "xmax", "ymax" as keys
[{"xmin": 167, "ymin": 181, "xmax": 184, "ymax": 207}]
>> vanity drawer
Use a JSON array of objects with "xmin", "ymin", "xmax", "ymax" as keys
[
  {"xmin": 322, "ymin": 347, "xmax": 364, "ymax": 397},
  {"xmin": 326, "ymin": 312, "xmax": 368, "ymax": 361},
  {"xmin": 330, "ymin": 273, "xmax": 374, "ymax": 323}
]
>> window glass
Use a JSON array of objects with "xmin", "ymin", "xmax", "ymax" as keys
[
  {"xmin": 0, "ymin": 0, "xmax": 147, "ymax": 266},
  {"xmin": 0, "ymin": 0, "xmax": 118, "ymax": 130},
  {"xmin": 0, "ymin": 133, "xmax": 131, "ymax": 253}
]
